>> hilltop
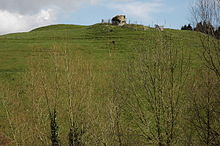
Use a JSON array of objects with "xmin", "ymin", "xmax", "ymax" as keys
[{"xmin": 0, "ymin": 24, "xmax": 202, "ymax": 78}]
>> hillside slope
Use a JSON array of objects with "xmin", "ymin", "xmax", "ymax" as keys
[
  {"xmin": 1, "ymin": 24, "xmax": 219, "ymax": 145},
  {"xmin": 0, "ymin": 24, "xmax": 202, "ymax": 78}
]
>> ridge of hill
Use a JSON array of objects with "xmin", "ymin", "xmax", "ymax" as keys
[{"xmin": 0, "ymin": 23, "xmax": 203, "ymax": 81}]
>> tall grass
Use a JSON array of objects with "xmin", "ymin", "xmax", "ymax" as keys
[{"xmin": 0, "ymin": 30, "xmax": 219, "ymax": 145}]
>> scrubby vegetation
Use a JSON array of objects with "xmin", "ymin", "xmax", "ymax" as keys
[{"xmin": 0, "ymin": 22, "xmax": 219, "ymax": 145}]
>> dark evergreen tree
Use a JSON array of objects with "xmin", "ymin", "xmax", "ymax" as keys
[
  {"xmin": 187, "ymin": 24, "xmax": 193, "ymax": 30},
  {"xmin": 214, "ymin": 27, "xmax": 220, "ymax": 39},
  {"xmin": 181, "ymin": 24, "xmax": 193, "ymax": 30},
  {"xmin": 194, "ymin": 22, "xmax": 203, "ymax": 32},
  {"xmin": 50, "ymin": 109, "xmax": 60, "ymax": 146},
  {"xmin": 181, "ymin": 25, "xmax": 187, "ymax": 30},
  {"xmin": 194, "ymin": 21, "xmax": 215, "ymax": 35}
]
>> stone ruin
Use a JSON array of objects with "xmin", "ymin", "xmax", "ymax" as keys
[
  {"xmin": 155, "ymin": 24, "xmax": 164, "ymax": 31},
  {"xmin": 112, "ymin": 15, "xmax": 126, "ymax": 26}
]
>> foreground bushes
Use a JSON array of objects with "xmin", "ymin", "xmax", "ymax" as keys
[{"xmin": 0, "ymin": 31, "xmax": 219, "ymax": 145}]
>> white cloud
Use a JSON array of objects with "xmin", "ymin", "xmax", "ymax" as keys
[
  {"xmin": 0, "ymin": 9, "xmax": 56, "ymax": 34},
  {"xmin": 111, "ymin": 0, "xmax": 133, "ymax": 1},
  {"xmin": 110, "ymin": 0, "xmax": 164, "ymax": 20},
  {"xmin": 0, "ymin": 0, "xmax": 166, "ymax": 34},
  {"xmin": 0, "ymin": 0, "xmax": 100, "ymax": 14},
  {"xmin": 0, "ymin": 0, "xmax": 100, "ymax": 34}
]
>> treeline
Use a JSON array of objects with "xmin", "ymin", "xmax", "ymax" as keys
[{"xmin": 181, "ymin": 22, "xmax": 220, "ymax": 39}]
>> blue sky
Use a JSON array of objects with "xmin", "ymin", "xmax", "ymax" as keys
[
  {"xmin": 67, "ymin": 0, "xmax": 193, "ymax": 28},
  {"xmin": 0, "ymin": 0, "xmax": 194, "ymax": 34}
]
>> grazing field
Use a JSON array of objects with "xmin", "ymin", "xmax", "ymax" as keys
[
  {"xmin": 0, "ymin": 24, "xmax": 219, "ymax": 145},
  {"xmin": 0, "ymin": 24, "xmax": 202, "ymax": 75}
]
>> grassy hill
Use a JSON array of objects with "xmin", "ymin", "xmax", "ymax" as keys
[
  {"xmin": 0, "ymin": 24, "xmax": 202, "ymax": 78},
  {"xmin": 1, "ymin": 24, "xmax": 218, "ymax": 145}
]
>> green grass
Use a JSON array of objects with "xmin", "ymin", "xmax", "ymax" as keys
[
  {"xmin": 0, "ymin": 23, "xmax": 203, "ymax": 79},
  {"xmin": 0, "ymin": 23, "xmax": 218, "ymax": 145}
]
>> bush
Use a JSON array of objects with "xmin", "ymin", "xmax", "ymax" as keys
[{"xmin": 181, "ymin": 24, "xmax": 193, "ymax": 30}]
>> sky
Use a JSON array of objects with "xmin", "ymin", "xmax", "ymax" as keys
[{"xmin": 0, "ymin": 0, "xmax": 194, "ymax": 35}]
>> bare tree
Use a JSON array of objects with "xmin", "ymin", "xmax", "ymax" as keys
[
  {"xmin": 126, "ymin": 32, "xmax": 191, "ymax": 145},
  {"xmin": 188, "ymin": 0, "xmax": 220, "ymax": 145},
  {"xmin": 191, "ymin": 0, "xmax": 220, "ymax": 29},
  {"xmin": 188, "ymin": 70, "xmax": 220, "ymax": 145},
  {"xmin": 191, "ymin": 0, "xmax": 220, "ymax": 85}
]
